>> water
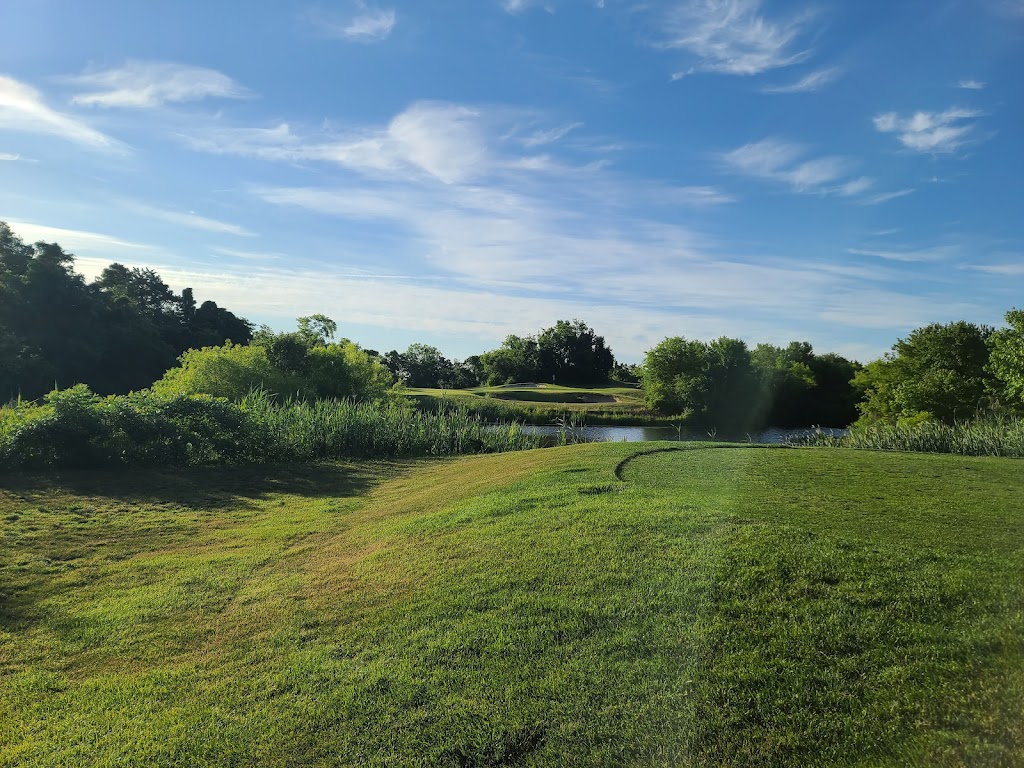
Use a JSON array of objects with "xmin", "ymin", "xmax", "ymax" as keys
[{"xmin": 516, "ymin": 425, "xmax": 848, "ymax": 444}]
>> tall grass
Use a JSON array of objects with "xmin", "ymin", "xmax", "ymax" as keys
[
  {"xmin": 409, "ymin": 394, "xmax": 670, "ymax": 425},
  {"xmin": 798, "ymin": 416, "xmax": 1024, "ymax": 457},
  {"xmin": 0, "ymin": 386, "xmax": 543, "ymax": 471}
]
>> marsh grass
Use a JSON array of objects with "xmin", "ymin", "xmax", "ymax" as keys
[
  {"xmin": 799, "ymin": 416, "xmax": 1024, "ymax": 457},
  {"xmin": 0, "ymin": 386, "xmax": 542, "ymax": 470}
]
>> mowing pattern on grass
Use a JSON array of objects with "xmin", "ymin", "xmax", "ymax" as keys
[{"xmin": 1, "ymin": 444, "xmax": 1022, "ymax": 766}]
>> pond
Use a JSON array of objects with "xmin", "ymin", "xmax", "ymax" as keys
[{"xmin": 516, "ymin": 425, "xmax": 848, "ymax": 444}]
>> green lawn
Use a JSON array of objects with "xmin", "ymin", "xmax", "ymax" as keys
[
  {"xmin": 2, "ymin": 445, "xmax": 1022, "ymax": 766},
  {"xmin": 403, "ymin": 383, "xmax": 657, "ymax": 423}
]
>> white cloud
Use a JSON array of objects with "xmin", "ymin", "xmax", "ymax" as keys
[
  {"xmin": 0, "ymin": 152, "xmax": 19, "ymax": 161},
  {"xmin": 187, "ymin": 102, "xmax": 507, "ymax": 184},
  {"xmin": 501, "ymin": 0, "xmax": 552, "ymax": 13},
  {"xmin": 957, "ymin": 79, "xmax": 986, "ymax": 90},
  {"xmin": 211, "ymin": 247, "xmax": 283, "ymax": 261},
  {"xmin": 659, "ymin": 0, "xmax": 815, "ymax": 76},
  {"xmin": 722, "ymin": 137, "xmax": 860, "ymax": 194},
  {"xmin": 129, "ymin": 204, "xmax": 257, "ymax": 237},
  {"xmin": 873, "ymin": 108, "xmax": 983, "ymax": 154},
  {"xmin": 4, "ymin": 220, "xmax": 154, "ymax": 252},
  {"xmin": 314, "ymin": 4, "xmax": 396, "ymax": 42},
  {"xmin": 847, "ymin": 245, "xmax": 958, "ymax": 263},
  {"xmin": 69, "ymin": 61, "xmax": 250, "ymax": 108},
  {"xmin": 861, "ymin": 189, "xmax": 915, "ymax": 205},
  {"xmin": 520, "ymin": 122, "xmax": 582, "ymax": 148},
  {"xmin": 970, "ymin": 263, "xmax": 1024, "ymax": 276},
  {"xmin": 0, "ymin": 75, "xmax": 117, "ymax": 148},
  {"xmin": 838, "ymin": 177, "xmax": 874, "ymax": 197},
  {"xmin": 762, "ymin": 66, "xmax": 843, "ymax": 94}
]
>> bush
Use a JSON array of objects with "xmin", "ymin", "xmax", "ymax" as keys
[{"xmin": 0, "ymin": 386, "xmax": 543, "ymax": 471}]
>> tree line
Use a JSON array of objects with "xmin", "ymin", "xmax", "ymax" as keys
[
  {"xmin": 1, "ymin": 222, "xmax": 250, "ymax": 402},
  {"xmin": 4, "ymin": 220, "xmax": 1024, "ymax": 430}
]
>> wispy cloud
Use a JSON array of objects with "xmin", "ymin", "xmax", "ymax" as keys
[
  {"xmin": 4, "ymin": 219, "xmax": 153, "ymax": 252},
  {"xmin": 0, "ymin": 152, "xmax": 19, "ymax": 161},
  {"xmin": 501, "ymin": 0, "xmax": 550, "ymax": 13},
  {"xmin": 520, "ymin": 122, "xmax": 582, "ymax": 148},
  {"xmin": 211, "ymin": 247, "xmax": 283, "ymax": 261},
  {"xmin": 0, "ymin": 75, "xmax": 117, "ymax": 149},
  {"xmin": 969, "ymin": 262, "xmax": 1024, "ymax": 276},
  {"xmin": 312, "ymin": 4, "xmax": 397, "ymax": 42},
  {"xmin": 722, "ymin": 137, "xmax": 858, "ymax": 194},
  {"xmin": 847, "ymin": 245, "xmax": 957, "ymax": 263},
  {"xmin": 761, "ymin": 66, "xmax": 843, "ymax": 94},
  {"xmin": 861, "ymin": 189, "xmax": 915, "ymax": 205},
  {"xmin": 130, "ymin": 203, "xmax": 256, "ymax": 237},
  {"xmin": 873, "ymin": 107, "xmax": 984, "ymax": 154},
  {"xmin": 660, "ymin": 0, "xmax": 815, "ymax": 76},
  {"xmin": 68, "ymin": 61, "xmax": 250, "ymax": 108},
  {"xmin": 957, "ymin": 79, "xmax": 986, "ymax": 90},
  {"xmin": 186, "ymin": 102, "xmax": 524, "ymax": 184}
]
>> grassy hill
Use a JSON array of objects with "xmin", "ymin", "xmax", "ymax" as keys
[{"xmin": 2, "ymin": 444, "xmax": 1022, "ymax": 766}]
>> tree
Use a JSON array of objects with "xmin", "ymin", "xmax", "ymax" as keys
[
  {"xmin": 641, "ymin": 336, "xmax": 710, "ymax": 417},
  {"xmin": 480, "ymin": 335, "xmax": 541, "ymax": 385},
  {"xmin": 153, "ymin": 342, "xmax": 299, "ymax": 401},
  {"xmin": 854, "ymin": 321, "xmax": 996, "ymax": 425},
  {"xmin": 987, "ymin": 308, "xmax": 1024, "ymax": 408},
  {"xmin": 536, "ymin": 319, "xmax": 614, "ymax": 386},
  {"xmin": 399, "ymin": 344, "xmax": 454, "ymax": 388}
]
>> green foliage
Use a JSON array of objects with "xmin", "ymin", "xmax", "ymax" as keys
[
  {"xmin": 988, "ymin": 308, "xmax": 1024, "ymax": 405},
  {"xmin": 480, "ymin": 334, "xmax": 540, "ymax": 385},
  {"xmin": 480, "ymin": 320, "xmax": 614, "ymax": 386},
  {"xmin": 854, "ymin": 321, "xmax": 997, "ymax": 425},
  {"xmin": 0, "ymin": 385, "xmax": 542, "ymax": 470},
  {"xmin": 152, "ymin": 342, "xmax": 300, "ymax": 401},
  {"xmin": 0, "ymin": 220, "xmax": 252, "ymax": 401},
  {"xmin": 803, "ymin": 415, "xmax": 1024, "ymax": 457},
  {"xmin": 643, "ymin": 336, "xmax": 861, "ymax": 428},
  {"xmin": 536, "ymin": 319, "xmax": 614, "ymax": 385},
  {"xmin": 0, "ymin": 384, "xmax": 248, "ymax": 469},
  {"xmin": 164, "ymin": 320, "xmax": 395, "ymax": 403}
]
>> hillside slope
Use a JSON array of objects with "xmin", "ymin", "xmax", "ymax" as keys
[{"xmin": 2, "ymin": 444, "xmax": 1022, "ymax": 766}]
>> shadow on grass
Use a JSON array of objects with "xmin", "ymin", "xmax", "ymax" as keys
[{"xmin": 0, "ymin": 461, "xmax": 407, "ymax": 511}]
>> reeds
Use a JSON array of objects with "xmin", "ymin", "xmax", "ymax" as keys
[
  {"xmin": 797, "ymin": 416, "xmax": 1024, "ymax": 457},
  {"xmin": 0, "ymin": 386, "xmax": 543, "ymax": 470}
]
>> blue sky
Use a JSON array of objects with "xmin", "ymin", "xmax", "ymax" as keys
[{"xmin": 1, "ymin": 0, "xmax": 1022, "ymax": 362}]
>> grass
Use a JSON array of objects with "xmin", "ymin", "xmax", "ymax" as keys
[
  {"xmin": 802, "ymin": 416, "xmax": 1024, "ymax": 457},
  {"xmin": 0, "ymin": 387, "xmax": 543, "ymax": 470},
  {"xmin": 2, "ymin": 444, "xmax": 1023, "ymax": 766},
  {"xmin": 403, "ymin": 383, "xmax": 669, "ymax": 425}
]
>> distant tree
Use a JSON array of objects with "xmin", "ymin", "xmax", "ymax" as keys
[
  {"xmin": 854, "ymin": 321, "xmax": 997, "ymax": 425},
  {"xmin": 400, "ymin": 344, "xmax": 454, "ymax": 388},
  {"xmin": 461, "ymin": 355, "xmax": 485, "ymax": 386},
  {"xmin": 297, "ymin": 314, "xmax": 337, "ymax": 346},
  {"xmin": 480, "ymin": 335, "xmax": 540, "ymax": 385},
  {"xmin": 536, "ymin": 319, "xmax": 614, "ymax": 386},
  {"xmin": 610, "ymin": 361, "xmax": 641, "ymax": 384}
]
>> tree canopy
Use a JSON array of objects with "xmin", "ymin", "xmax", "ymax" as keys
[
  {"xmin": 0, "ymin": 221, "xmax": 252, "ymax": 402},
  {"xmin": 853, "ymin": 321, "xmax": 997, "ymax": 425},
  {"xmin": 480, "ymin": 320, "xmax": 614, "ymax": 386}
]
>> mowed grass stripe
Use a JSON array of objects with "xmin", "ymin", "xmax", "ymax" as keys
[{"xmin": 1, "ymin": 445, "xmax": 1022, "ymax": 766}]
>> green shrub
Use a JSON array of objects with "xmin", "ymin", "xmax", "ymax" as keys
[{"xmin": 0, "ymin": 386, "xmax": 543, "ymax": 471}]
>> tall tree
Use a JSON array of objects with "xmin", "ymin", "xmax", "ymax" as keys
[{"xmin": 854, "ymin": 321, "xmax": 996, "ymax": 425}]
